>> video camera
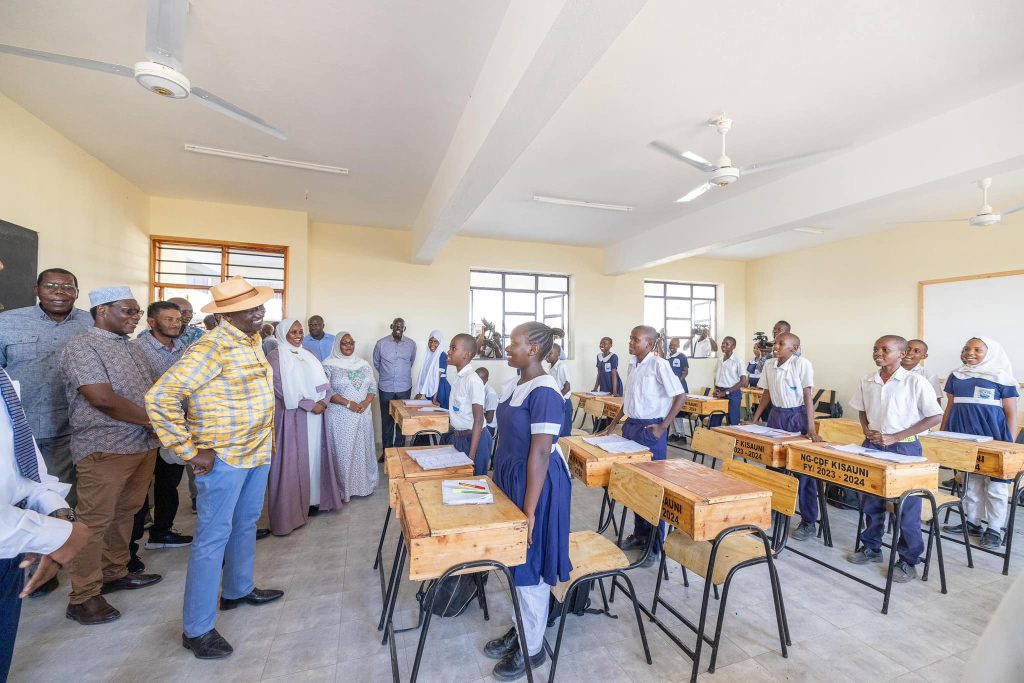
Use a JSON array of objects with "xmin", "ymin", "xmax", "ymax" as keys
[{"xmin": 753, "ymin": 331, "xmax": 773, "ymax": 352}]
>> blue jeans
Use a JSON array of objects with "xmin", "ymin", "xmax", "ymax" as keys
[
  {"xmin": 859, "ymin": 440, "xmax": 924, "ymax": 566},
  {"xmin": 622, "ymin": 418, "xmax": 667, "ymax": 552},
  {"xmin": 184, "ymin": 458, "xmax": 270, "ymax": 638},
  {"xmin": 1, "ymin": 556, "xmax": 22, "ymax": 680}
]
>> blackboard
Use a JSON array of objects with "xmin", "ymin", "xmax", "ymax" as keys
[{"xmin": 0, "ymin": 219, "xmax": 39, "ymax": 312}]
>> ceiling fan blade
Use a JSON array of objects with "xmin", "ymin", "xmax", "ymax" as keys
[
  {"xmin": 888, "ymin": 218, "xmax": 968, "ymax": 225},
  {"xmin": 739, "ymin": 146, "xmax": 844, "ymax": 176},
  {"xmin": 1000, "ymin": 202, "xmax": 1024, "ymax": 216},
  {"xmin": 145, "ymin": 0, "xmax": 188, "ymax": 71},
  {"xmin": 676, "ymin": 182, "xmax": 713, "ymax": 203},
  {"xmin": 0, "ymin": 43, "xmax": 132, "ymax": 77},
  {"xmin": 649, "ymin": 140, "xmax": 716, "ymax": 173},
  {"xmin": 190, "ymin": 86, "xmax": 287, "ymax": 140}
]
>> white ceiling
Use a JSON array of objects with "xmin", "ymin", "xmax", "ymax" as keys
[{"xmin": 2, "ymin": 0, "xmax": 1023, "ymax": 263}]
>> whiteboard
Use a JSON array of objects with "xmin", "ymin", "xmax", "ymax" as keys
[{"xmin": 921, "ymin": 272, "xmax": 1024, "ymax": 383}]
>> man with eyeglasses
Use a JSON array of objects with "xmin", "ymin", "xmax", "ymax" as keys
[
  {"xmin": 0, "ymin": 269, "xmax": 92, "ymax": 597},
  {"xmin": 59, "ymin": 287, "xmax": 162, "ymax": 625}
]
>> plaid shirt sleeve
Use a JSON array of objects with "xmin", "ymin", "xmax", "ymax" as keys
[{"xmin": 145, "ymin": 340, "xmax": 223, "ymax": 461}]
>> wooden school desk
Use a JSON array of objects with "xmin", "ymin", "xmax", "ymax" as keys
[
  {"xmin": 389, "ymin": 399, "xmax": 449, "ymax": 446},
  {"xmin": 739, "ymin": 387, "xmax": 764, "ymax": 420},
  {"xmin": 678, "ymin": 394, "xmax": 730, "ymax": 442},
  {"xmin": 785, "ymin": 441, "xmax": 943, "ymax": 613},
  {"xmin": 711, "ymin": 425, "xmax": 809, "ymax": 468},
  {"xmin": 570, "ymin": 391, "xmax": 599, "ymax": 428},
  {"xmin": 562, "ymin": 435, "xmax": 652, "ymax": 535},
  {"xmin": 920, "ymin": 434, "xmax": 1024, "ymax": 575},
  {"xmin": 380, "ymin": 478, "xmax": 533, "ymax": 683}
]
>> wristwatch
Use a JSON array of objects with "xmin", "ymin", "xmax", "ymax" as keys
[{"xmin": 49, "ymin": 508, "xmax": 76, "ymax": 522}]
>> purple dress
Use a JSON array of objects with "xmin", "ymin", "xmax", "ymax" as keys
[{"xmin": 268, "ymin": 350, "xmax": 344, "ymax": 536}]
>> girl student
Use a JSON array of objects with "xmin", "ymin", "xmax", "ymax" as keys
[
  {"xmin": 592, "ymin": 336, "xmax": 620, "ymax": 396},
  {"xmin": 413, "ymin": 329, "xmax": 451, "ymax": 408},
  {"xmin": 482, "ymin": 323, "xmax": 572, "ymax": 680},
  {"xmin": 941, "ymin": 337, "xmax": 1019, "ymax": 550}
]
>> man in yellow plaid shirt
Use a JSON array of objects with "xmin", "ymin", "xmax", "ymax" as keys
[{"xmin": 145, "ymin": 277, "xmax": 283, "ymax": 660}]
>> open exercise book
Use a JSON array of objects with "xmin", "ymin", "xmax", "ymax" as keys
[
  {"xmin": 582, "ymin": 435, "xmax": 648, "ymax": 454},
  {"xmin": 732, "ymin": 424, "xmax": 801, "ymax": 438},
  {"xmin": 442, "ymin": 478, "xmax": 494, "ymax": 505},
  {"xmin": 686, "ymin": 394, "xmax": 716, "ymax": 401},
  {"xmin": 827, "ymin": 443, "xmax": 927, "ymax": 464},
  {"xmin": 403, "ymin": 399, "xmax": 433, "ymax": 406},
  {"xmin": 417, "ymin": 406, "xmax": 448, "ymax": 413},
  {"xmin": 925, "ymin": 431, "xmax": 994, "ymax": 443},
  {"xmin": 408, "ymin": 446, "xmax": 474, "ymax": 470}
]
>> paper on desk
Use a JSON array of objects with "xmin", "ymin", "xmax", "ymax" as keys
[
  {"xmin": 417, "ymin": 406, "xmax": 448, "ymax": 413},
  {"xmin": 442, "ymin": 478, "xmax": 494, "ymax": 505},
  {"xmin": 733, "ymin": 424, "xmax": 801, "ymax": 438},
  {"xmin": 925, "ymin": 431, "xmax": 994, "ymax": 443},
  {"xmin": 409, "ymin": 446, "xmax": 474, "ymax": 470},
  {"xmin": 827, "ymin": 443, "xmax": 927, "ymax": 464},
  {"xmin": 582, "ymin": 435, "xmax": 648, "ymax": 454},
  {"xmin": 403, "ymin": 399, "xmax": 432, "ymax": 406},
  {"xmin": 686, "ymin": 394, "xmax": 715, "ymax": 401},
  {"xmin": 587, "ymin": 391, "xmax": 611, "ymax": 396}
]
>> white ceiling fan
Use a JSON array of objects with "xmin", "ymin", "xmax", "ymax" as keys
[
  {"xmin": 0, "ymin": 0, "xmax": 286, "ymax": 140},
  {"xmin": 897, "ymin": 178, "xmax": 1024, "ymax": 227},
  {"xmin": 651, "ymin": 115, "xmax": 838, "ymax": 203}
]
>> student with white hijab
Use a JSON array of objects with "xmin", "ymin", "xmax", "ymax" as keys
[
  {"xmin": 323, "ymin": 332, "xmax": 378, "ymax": 500},
  {"xmin": 265, "ymin": 319, "xmax": 343, "ymax": 536},
  {"xmin": 413, "ymin": 330, "xmax": 450, "ymax": 407}
]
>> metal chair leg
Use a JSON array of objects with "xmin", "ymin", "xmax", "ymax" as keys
[
  {"xmin": 617, "ymin": 573, "xmax": 653, "ymax": 665},
  {"xmin": 378, "ymin": 534, "xmax": 405, "ymax": 630},
  {"xmin": 957, "ymin": 504, "xmax": 974, "ymax": 568},
  {"xmin": 547, "ymin": 583, "xmax": 575, "ymax": 683},
  {"xmin": 766, "ymin": 550, "xmax": 791, "ymax": 649},
  {"xmin": 374, "ymin": 506, "xmax": 392, "ymax": 570},
  {"xmin": 708, "ymin": 578, "xmax": 732, "ymax": 673}
]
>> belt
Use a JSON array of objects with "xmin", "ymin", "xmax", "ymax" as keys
[{"xmin": 450, "ymin": 429, "xmax": 473, "ymax": 437}]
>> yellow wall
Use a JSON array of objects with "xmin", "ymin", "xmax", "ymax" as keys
[{"xmin": 745, "ymin": 222, "xmax": 1024, "ymax": 412}]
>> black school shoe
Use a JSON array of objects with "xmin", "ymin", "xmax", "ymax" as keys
[
  {"xmin": 484, "ymin": 627, "xmax": 519, "ymax": 659},
  {"xmin": 619, "ymin": 535, "xmax": 646, "ymax": 551},
  {"xmin": 943, "ymin": 521, "xmax": 983, "ymax": 536},
  {"xmin": 183, "ymin": 628, "xmax": 234, "ymax": 659},
  {"xmin": 493, "ymin": 641, "xmax": 546, "ymax": 681},
  {"xmin": 146, "ymin": 530, "xmax": 193, "ymax": 549}
]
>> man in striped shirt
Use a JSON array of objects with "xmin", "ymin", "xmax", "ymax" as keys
[{"xmin": 145, "ymin": 277, "xmax": 283, "ymax": 660}]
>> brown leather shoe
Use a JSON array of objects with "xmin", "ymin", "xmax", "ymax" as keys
[
  {"xmin": 66, "ymin": 596, "xmax": 121, "ymax": 625},
  {"xmin": 101, "ymin": 572, "xmax": 162, "ymax": 594}
]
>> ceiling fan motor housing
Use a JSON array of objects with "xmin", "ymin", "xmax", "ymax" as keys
[
  {"xmin": 134, "ymin": 61, "xmax": 190, "ymax": 98},
  {"xmin": 712, "ymin": 166, "xmax": 740, "ymax": 186},
  {"xmin": 969, "ymin": 213, "xmax": 1000, "ymax": 227}
]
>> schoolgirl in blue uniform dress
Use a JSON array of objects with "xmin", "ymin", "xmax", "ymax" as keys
[
  {"xmin": 483, "ymin": 323, "xmax": 572, "ymax": 680},
  {"xmin": 593, "ymin": 337, "xmax": 621, "ymax": 396},
  {"xmin": 414, "ymin": 330, "xmax": 451, "ymax": 408},
  {"xmin": 941, "ymin": 337, "xmax": 1019, "ymax": 550}
]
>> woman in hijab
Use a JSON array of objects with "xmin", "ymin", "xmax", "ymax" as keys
[
  {"xmin": 413, "ymin": 329, "xmax": 451, "ymax": 408},
  {"xmin": 323, "ymin": 332, "xmax": 378, "ymax": 500},
  {"xmin": 940, "ymin": 336, "xmax": 1019, "ymax": 550},
  {"xmin": 266, "ymin": 319, "xmax": 343, "ymax": 535}
]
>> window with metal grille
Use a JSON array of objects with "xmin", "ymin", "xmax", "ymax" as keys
[
  {"xmin": 643, "ymin": 280, "xmax": 717, "ymax": 357},
  {"xmin": 150, "ymin": 237, "xmax": 288, "ymax": 321},
  {"xmin": 470, "ymin": 270, "xmax": 570, "ymax": 359}
]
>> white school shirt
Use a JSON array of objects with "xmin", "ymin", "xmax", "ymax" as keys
[
  {"xmin": 909, "ymin": 365, "xmax": 943, "ymax": 400},
  {"xmin": 692, "ymin": 338, "xmax": 713, "ymax": 358},
  {"xmin": 762, "ymin": 356, "xmax": 814, "ymax": 409},
  {"xmin": 623, "ymin": 353, "xmax": 685, "ymax": 420},
  {"xmin": 849, "ymin": 366, "xmax": 943, "ymax": 435},
  {"xmin": 483, "ymin": 384, "xmax": 498, "ymax": 429},
  {"xmin": 448, "ymin": 364, "xmax": 485, "ymax": 430},
  {"xmin": 549, "ymin": 361, "xmax": 571, "ymax": 398},
  {"xmin": 714, "ymin": 356, "xmax": 746, "ymax": 389}
]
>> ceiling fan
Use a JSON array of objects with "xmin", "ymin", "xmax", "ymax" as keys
[
  {"xmin": 0, "ymin": 0, "xmax": 285, "ymax": 140},
  {"xmin": 651, "ymin": 115, "xmax": 837, "ymax": 203},
  {"xmin": 897, "ymin": 177, "xmax": 1024, "ymax": 227}
]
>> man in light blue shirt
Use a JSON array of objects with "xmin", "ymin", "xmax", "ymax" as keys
[
  {"xmin": 168, "ymin": 297, "xmax": 203, "ymax": 347},
  {"xmin": 372, "ymin": 318, "xmax": 417, "ymax": 452},
  {"xmin": 301, "ymin": 315, "xmax": 334, "ymax": 362}
]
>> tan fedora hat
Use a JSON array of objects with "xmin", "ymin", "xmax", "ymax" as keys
[{"xmin": 201, "ymin": 276, "xmax": 274, "ymax": 313}]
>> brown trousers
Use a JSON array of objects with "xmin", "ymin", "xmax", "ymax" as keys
[{"xmin": 68, "ymin": 449, "xmax": 157, "ymax": 604}]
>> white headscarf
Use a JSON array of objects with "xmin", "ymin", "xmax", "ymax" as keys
[
  {"xmin": 274, "ymin": 318, "xmax": 328, "ymax": 409},
  {"xmin": 323, "ymin": 331, "xmax": 371, "ymax": 372},
  {"xmin": 952, "ymin": 336, "xmax": 1017, "ymax": 387},
  {"xmin": 415, "ymin": 330, "xmax": 446, "ymax": 397}
]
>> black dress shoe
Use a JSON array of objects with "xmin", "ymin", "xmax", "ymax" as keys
[
  {"xmin": 256, "ymin": 528, "xmax": 271, "ymax": 540},
  {"xmin": 619, "ymin": 535, "xmax": 646, "ymax": 551},
  {"xmin": 484, "ymin": 627, "xmax": 519, "ymax": 659},
  {"xmin": 182, "ymin": 628, "xmax": 234, "ymax": 659},
  {"xmin": 219, "ymin": 587, "xmax": 284, "ymax": 610},
  {"xmin": 101, "ymin": 572, "xmax": 162, "ymax": 594},
  {"xmin": 28, "ymin": 575, "xmax": 59, "ymax": 598},
  {"xmin": 493, "ymin": 642, "xmax": 546, "ymax": 681}
]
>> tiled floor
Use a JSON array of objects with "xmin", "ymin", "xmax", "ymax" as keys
[{"xmin": 10, "ymin": 447, "xmax": 1020, "ymax": 683}]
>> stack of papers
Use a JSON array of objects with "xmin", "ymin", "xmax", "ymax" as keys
[
  {"xmin": 926, "ymin": 431, "xmax": 994, "ymax": 443},
  {"xmin": 403, "ymin": 399, "xmax": 432, "ymax": 406},
  {"xmin": 827, "ymin": 443, "xmax": 927, "ymax": 464},
  {"xmin": 733, "ymin": 424, "xmax": 801, "ymax": 438},
  {"xmin": 408, "ymin": 446, "xmax": 474, "ymax": 470},
  {"xmin": 582, "ymin": 435, "xmax": 648, "ymax": 454},
  {"xmin": 442, "ymin": 478, "xmax": 494, "ymax": 505},
  {"xmin": 417, "ymin": 406, "xmax": 448, "ymax": 413}
]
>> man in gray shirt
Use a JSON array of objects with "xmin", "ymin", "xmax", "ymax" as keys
[{"xmin": 372, "ymin": 318, "xmax": 417, "ymax": 452}]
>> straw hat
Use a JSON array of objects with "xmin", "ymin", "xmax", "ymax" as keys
[{"xmin": 201, "ymin": 276, "xmax": 274, "ymax": 313}]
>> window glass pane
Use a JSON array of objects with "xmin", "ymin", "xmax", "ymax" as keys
[
  {"xmin": 666, "ymin": 319, "xmax": 691, "ymax": 337},
  {"xmin": 159, "ymin": 246, "xmax": 221, "ymax": 266},
  {"xmin": 227, "ymin": 250, "xmax": 283, "ymax": 269},
  {"xmin": 693, "ymin": 301, "xmax": 714, "ymax": 327},
  {"xmin": 158, "ymin": 288, "xmax": 213, "ymax": 318},
  {"xmin": 665, "ymin": 298, "xmax": 691, "ymax": 318},
  {"xmin": 226, "ymin": 265, "xmax": 285, "ymax": 286},
  {"xmin": 505, "ymin": 314, "xmax": 536, "ymax": 333},
  {"xmin": 538, "ymin": 276, "xmax": 568, "ymax": 293},
  {"xmin": 470, "ymin": 271, "xmax": 502, "ymax": 288},
  {"xmin": 666, "ymin": 283, "xmax": 691, "ymax": 298},
  {"xmin": 154, "ymin": 271, "xmax": 220, "ymax": 287},
  {"xmin": 693, "ymin": 285, "xmax": 716, "ymax": 299},
  {"xmin": 541, "ymin": 294, "xmax": 564, "ymax": 316},
  {"xmin": 472, "ymin": 290, "xmax": 503, "ymax": 332},
  {"xmin": 264, "ymin": 294, "xmax": 284, "ymax": 322},
  {"xmin": 504, "ymin": 274, "xmax": 535, "ymax": 290},
  {"xmin": 644, "ymin": 281, "xmax": 664, "ymax": 297},
  {"xmin": 644, "ymin": 297, "xmax": 664, "ymax": 329},
  {"xmin": 504, "ymin": 291, "xmax": 536, "ymax": 313}
]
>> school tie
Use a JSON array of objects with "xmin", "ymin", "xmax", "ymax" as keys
[{"xmin": 0, "ymin": 370, "xmax": 41, "ymax": 482}]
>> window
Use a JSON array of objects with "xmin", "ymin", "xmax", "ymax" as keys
[
  {"xmin": 150, "ymin": 237, "xmax": 288, "ymax": 321},
  {"xmin": 643, "ymin": 280, "xmax": 717, "ymax": 357},
  {"xmin": 470, "ymin": 270, "xmax": 570, "ymax": 359}
]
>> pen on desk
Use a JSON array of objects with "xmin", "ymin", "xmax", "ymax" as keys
[
  {"xmin": 457, "ymin": 481, "xmax": 487, "ymax": 490},
  {"xmin": 452, "ymin": 488, "xmax": 489, "ymax": 494}
]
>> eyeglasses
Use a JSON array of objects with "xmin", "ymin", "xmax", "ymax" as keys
[
  {"xmin": 116, "ymin": 307, "xmax": 143, "ymax": 316},
  {"xmin": 340, "ymin": 339, "xmax": 355, "ymax": 345},
  {"xmin": 40, "ymin": 283, "xmax": 78, "ymax": 294}
]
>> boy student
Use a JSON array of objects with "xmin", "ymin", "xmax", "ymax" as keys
[
  {"xmin": 441, "ymin": 334, "xmax": 492, "ymax": 475},
  {"xmin": 476, "ymin": 367, "xmax": 498, "ymax": 439},
  {"xmin": 748, "ymin": 333, "xmax": 821, "ymax": 541},
  {"xmin": 901, "ymin": 339, "xmax": 943, "ymax": 401},
  {"xmin": 592, "ymin": 337, "xmax": 620, "ymax": 396},
  {"xmin": 600, "ymin": 326, "xmax": 686, "ymax": 566},
  {"xmin": 666, "ymin": 337, "xmax": 690, "ymax": 442},
  {"xmin": 847, "ymin": 335, "xmax": 942, "ymax": 583},
  {"xmin": 546, "ymin": 343, "xmax": 572, "ymax": 437},
  {"xmin": 707, "ymin": 336, "xmax": 747, "ymax": 428}
]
